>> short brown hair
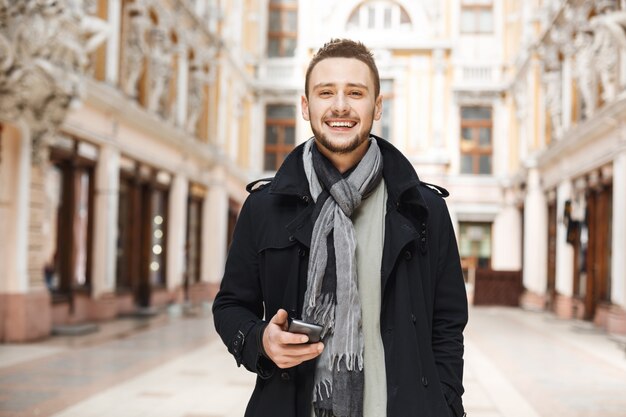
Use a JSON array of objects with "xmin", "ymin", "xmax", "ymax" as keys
[{"xmin": 304, "ymin": 38, "xmax": 380, "ymax": 99}]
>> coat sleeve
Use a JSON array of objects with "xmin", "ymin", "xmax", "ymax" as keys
[
  {"xmin": 212, "ymin": 195, "xmax": 275, "ymax": 378},
  {"xmin": 432, "ymin": 200, "xmax": 468, "ymax": 417}
]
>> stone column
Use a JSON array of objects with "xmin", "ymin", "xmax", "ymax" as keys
[
  {"xmin": 90, "ymin": 145, "xmax": 120, "ymax": 319},
  {"xmin": 202, "ymin": 167, "xmax": 228, "ymax": 298},
  {"xmin": 407, "ymin": 57, "xmax": 421, "ymax": 150},
  {"xmin": 609, "ymin": 149, "xmax": 626, "ymax": 333},
  {"xmin": 522, "ymin": 166, "xmax": 548, "ymax": 310},
  {"xmin": 0, "ymin": 124, "xmax": 50, "ymax": 341},
  {"xmin": 492, "ymin": 186, "xmax": 522, "ymax": 270},
  {"xmin": 106, "ymin": 0, "xmax": 122, "ymax": 85},
  {"xmin": 432, "ymin": 49, "xmax": 446, "ymax": 149},
  {"xmin": 176, "ymin": 46, "xmax": 189, "ymax": 127},
  {"xmin": 166, "ymin": 173, "xmax": 189, "ymax": 297},
  {"xmin": 0, "ymin": 124, "xmax": 31, "ymax": 294},
  {"xmin": 554, "ymin": 179, "xmax": 575, "ymax": 318},
  {"xmin": 561, "ymin": 53, "xmax": 573, "ymax": 134}
]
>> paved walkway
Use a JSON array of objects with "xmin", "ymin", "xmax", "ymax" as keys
[{"xmin": 0, "ymin": 306, "xmax": 625, "ymax": 417}]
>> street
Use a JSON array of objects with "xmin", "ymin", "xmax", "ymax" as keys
[{"xmin": 1, "ymin": 306, "xmax": 625, "ymax": 417}]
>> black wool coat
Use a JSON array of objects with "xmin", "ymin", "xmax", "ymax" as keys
[{"xmin": 213, "ymin": 137, "xmax": 468, "ymax": 417}]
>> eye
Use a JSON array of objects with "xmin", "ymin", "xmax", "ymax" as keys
[
  {"xmin": 349, "ymin": 90, "xmax": 363, "ymax": 97},
  {"xmin": 319, "ymin": 90, "xmax": 333, "ymax": 97}
]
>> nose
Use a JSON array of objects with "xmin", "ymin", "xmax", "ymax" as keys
[{"xmin": 331, "ymin": 92, "xmax": 350, "ymax": 114}]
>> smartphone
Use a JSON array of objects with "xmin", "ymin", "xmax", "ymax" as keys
[{"xmin": 288, "ymin": 318, "xmax": 323, "ymax": 343}]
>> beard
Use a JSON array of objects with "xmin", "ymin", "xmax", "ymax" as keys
[{"xmin": 310, "ymin": 116, "xmax": 374, "ymax": 155}]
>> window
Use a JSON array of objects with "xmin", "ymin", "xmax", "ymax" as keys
[
  {"xmin": 267, "ymin": 0, "xmax": 297, "ymax": 57},
  {"xmin": 460, "ymin": 1, "xmax": 493, "ymax": 34},
  {"xmin": 458, "ymin": 222, "xmax": 492, "ymax": 282},
  {"xmin": 46, "ymin": 148, "xmax": 95, "ymax": 299},
  {"xmin": 115, "ymin": 163, "xmax": 169, "ymax": 307},
  {"xmin": 185, "ymin": 191, "xmax": 204, "ymax": 286},
  {"xmin": 264, "ymin": 104, "xmax": 296, "ymax": 171},
  {"xmin": 460, "ymin": 106, "xmax": 493, "ymax": 175},
  {"xmin": 347, "ymin": 1, "xmax": 411, "ymax": 31},
  {"xmin": 149, "ymin": 188, "xmax": 168, "ymax": 288}
]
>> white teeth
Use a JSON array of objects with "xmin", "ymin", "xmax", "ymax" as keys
[{"xmin": 328, "ymin": 121, "xmax": 355, "ymax": 127}]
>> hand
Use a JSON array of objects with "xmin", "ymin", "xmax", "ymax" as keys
[{"xmin": 262, "ymin": 309, "xmax": 324, "ymax": 369}]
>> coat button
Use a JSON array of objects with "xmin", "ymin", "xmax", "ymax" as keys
[
  {"xmin": 421, "ymin": 376, "xmax": 429, "ymax": 386},
  {"xmin": 281, "ymin": 371, "xmax": 290, "ymax": 381},
  {"xmin": 299, "ymin": 248, "xmax": 307, "ymax": 257},
  {"xmin": 301, "ymin": 195, "xmax": 310, "ymax": 204},
  {"xmin": 289, "ymin": 235, "xmax": 295, "ymax": 242},
  {"xmin": 411, "ymin": 314, "xmax": 416, "ymax": 323},
  {"xmin": 404, "ymin": 250, "xmax": 412, "ymax": 260}
]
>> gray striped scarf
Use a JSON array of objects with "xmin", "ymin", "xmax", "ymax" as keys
[{"xmin": 302, "ymin": 137, "xmax": 383, "ymax": 417}]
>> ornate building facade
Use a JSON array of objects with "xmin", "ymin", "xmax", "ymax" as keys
[
  {"xmin": 2, "ymin": 0, "xmax": 625, "ymax": 342},
  {"xmin": 0, "ymin": 0, "xmax": 258, "ymax": 341},
  {"xmin": 503, "ymin": 0, "xmax": 626, "ymax": 333}
]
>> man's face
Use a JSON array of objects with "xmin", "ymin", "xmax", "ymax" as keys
[{"xmin": 301, "ymin": 57, "xmax": 382, "ymax": 155}]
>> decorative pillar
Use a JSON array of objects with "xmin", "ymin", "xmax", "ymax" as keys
[
  {"xmin": 90, "ymin": 145, "xmax": 120, "ymax": 319},
  {"xmin": 561, "ymin": 51, "xmax": 574, "ymax": 134},
  {"xmin": 176, "ymin": 45, "xmax": 189, "ymax": 127},
  {"xmin": 0, "ymin": 124, "xmax": 50, "ymax": 342},
  {"xmin": 554, "ymin": 179, "xmax": 576, "ymax": 318},
  {"xmin": 492, "ymin": 185, "xmax": 522, "ymax": 270},
  {"xmin": 609, "ymin": 149, "xmax": 626, "ymax": 333},
  {"xmin": 432, "ymin": 49, "xmax": 446, "ymax": 149},
  {"xmin": 106, "ymin": 0, "xmax": 122, "ymax": 85},
  {"xmin": 166, "ymin": 173, "xmax": 189, "ymax": 297},
  {"xmin": 202, "ymin": 166, "xmax": 229, "ymax": 298},
  {"xmin": 408, "ymin": 57, "xmax": 421, "ymax": 150},
  {"xmin": 0, "ymin": 124, "xmax": 31, "ymax": 294},
  {"xmin": 521, "ymin": 166, "xmax": 548, "ymax": 310}
]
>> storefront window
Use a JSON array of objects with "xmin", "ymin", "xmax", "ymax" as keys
[
  {"xmin": 149, "ymin": 189, "xmax": 167, "ymax": 287},
  {"xmin": 46, "ymin": 151, "xmax": 95, "ymax": 298},
  {"xmin": 459, "ymin": 222, "xmax": 492, "ymax": 283},
  {"xmin": 185, "ymin": 195, "xmax": 203, "ymax": 285}
]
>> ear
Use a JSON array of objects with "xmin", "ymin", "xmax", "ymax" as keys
[
  {"xmin": 374, "ymin": 94, "xmax": 383, "ymax": 121},
  {"xmin": 301, "ymin": 95, "xmax": 310, "ymax": 121}
]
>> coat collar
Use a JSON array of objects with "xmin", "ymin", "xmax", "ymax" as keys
[{"xmin": 268, "ymin": 135, "xmax": 429, "ymax": 216}]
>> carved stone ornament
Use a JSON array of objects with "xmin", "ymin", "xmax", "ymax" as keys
[
  {"xmin": 186, "ymin": 58, "xmax": 208, "ymax": 134},
  {"xmin": 147, "ymin": 26, "xmax": 173, "ymax": 117},
  {"xmin": 121, "ymin": 0, "xmax": 150, "ymax": 98},
  {"xmin": 573, "ymin": 30, "xmax": 598, "ymax": 119},
  {"xmin": 542, "ymin": 68, "xmax": 563, "ymax": 139},
  {"xmin": 0, "ymin": 0, "xmax": 109, "ymax": 163},
  {"xmin": 513, "ymin": 79, "xmax": 528, "ymax": 121},
  {"xmin": 590, "ymin": 9, "xmax": 626, "ymax": 103}
]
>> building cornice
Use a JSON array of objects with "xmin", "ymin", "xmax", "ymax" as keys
[
  {"xmin": 72, "ymin": 78, "xmax": 250, "ymax": 185},
  {"xmin": 538, "ymin": 94, "xmax": 626, "ymax": 169}
]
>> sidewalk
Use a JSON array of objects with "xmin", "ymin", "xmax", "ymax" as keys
[{"xmin": 1, "ymin": 306, "xmax": 625, "ymax": 417}]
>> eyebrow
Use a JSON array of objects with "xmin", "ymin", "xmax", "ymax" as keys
[{"xmin": 312, "ymin": 82, "xmax": 369, "ymax": 90}]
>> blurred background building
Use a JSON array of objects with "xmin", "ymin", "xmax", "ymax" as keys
[{"xmin": 0, "ymin": 0, "xmax": 625, "ymax": 343}]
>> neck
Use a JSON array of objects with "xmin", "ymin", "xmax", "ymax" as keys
[{"xmin": 315, "ymin": 139, "xmax": 370, "ymax": 174}]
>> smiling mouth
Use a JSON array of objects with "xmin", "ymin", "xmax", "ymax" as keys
[{"xmin": 326, "ymin": 121, "xmax": 357, "ymax": 128}]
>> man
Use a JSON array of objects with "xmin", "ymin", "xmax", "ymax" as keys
[{"xmin": 213, "ymin": 39, "xmax": 467, "ymax": 417}]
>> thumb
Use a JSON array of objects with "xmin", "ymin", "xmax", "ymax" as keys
[{"xmin": 270, "ymin": 309, "xmax": 289, "ymax": 329}]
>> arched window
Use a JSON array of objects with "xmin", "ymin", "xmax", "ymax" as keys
[{"xmin": 346, "ymin": 1, "xmax": 412, "ymax": 31}]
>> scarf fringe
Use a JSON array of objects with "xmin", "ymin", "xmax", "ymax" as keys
[
  {"xmin": 313, "ymin": 378, "xmax": 333, "ymax": 402},
  {"xmin": 331, "ymin": 352, "xmax": 364, "ymax": 372},
  {"xmin": 304, "ymin": 293, "xmax": 335, "ymax": 337}
]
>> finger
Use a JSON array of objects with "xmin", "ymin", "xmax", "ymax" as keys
[
  {"xmin": 278, "ymin": 342, "xmax": 324, "ymax": 358},
  {"xmin": 279, "ymin": 331, "xmax": 310, "ymax": 345},
  {"xmin": 274, "ymin": 343, "xmax": 325, "ymax": 368},
  {"xmin": 270, "ymin": 309, "xmax": 289, "ymax": 329}
]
